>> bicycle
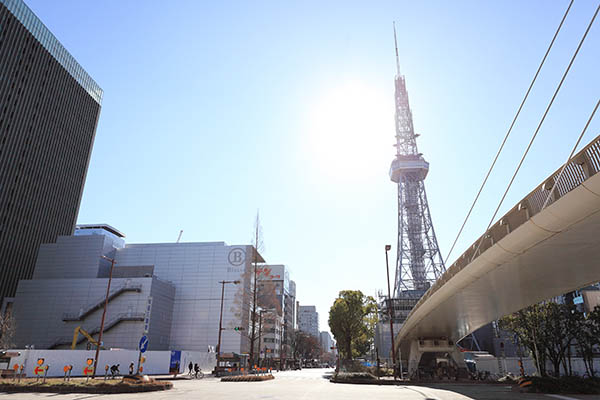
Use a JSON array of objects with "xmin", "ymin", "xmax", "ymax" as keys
[{"xmin": 188, "ymin": 369, "xmax": 204, "ymax": 379}]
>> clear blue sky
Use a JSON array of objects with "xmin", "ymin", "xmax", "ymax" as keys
[{"xmin": 27, "ymin": 0, "xmax": 599, "ymax": 333}]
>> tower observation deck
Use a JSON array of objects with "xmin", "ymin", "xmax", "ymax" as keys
[{"xmin": 389, "ymin": 28, "xmax": 445, "ymax": 300}]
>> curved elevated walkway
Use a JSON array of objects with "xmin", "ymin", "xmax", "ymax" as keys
[{"xmin": 396, "ymin": 135, "xmax": 600, "ymax": 373}]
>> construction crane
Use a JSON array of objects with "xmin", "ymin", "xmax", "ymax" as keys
[
  {"xmin": 71, "ymin": 326, "xmax": 100, "ymax": 350},
  {"xmin": 176, "ymin": 230, "xmax": 183, "ymax": 243}
]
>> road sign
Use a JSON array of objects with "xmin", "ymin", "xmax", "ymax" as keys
[
  {"xmin": 143, "ymin": 297, "xmax": 153, "ymax": 334},
  {"xmin": 34, "ymin": 365, "xmax": 45, "ymax": 375},
  {"xmin": 139, "ymin": 335, "xmax": 149, "ymax": 353},
  {"xmin": 83, "ymin": 366, "xmax": 94, "ymax": 375}
]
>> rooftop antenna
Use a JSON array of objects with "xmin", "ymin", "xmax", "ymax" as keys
[
  {"xmin": 393, "ymin": 21, "xmax": 401, "ymax": 76},
  {"xmin": 176, "ymin": 229, "xmax": 183, "ymax": 243}
]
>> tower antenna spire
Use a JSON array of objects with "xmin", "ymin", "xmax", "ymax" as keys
[
  {"xmin": 389, "ymin": 21, "xmax": 445, "ymax": 298},
  {"xmin": 393, "ymin": 21, "xmax": 401, "ymax": 76}
]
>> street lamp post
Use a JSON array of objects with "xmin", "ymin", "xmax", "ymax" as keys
[
  {"xmin": 384, "ymin": 245, "xmax": 399, "ymax": 380},
  {"xmin": 257, "ymin": 310, "xmax": 263, "ymax": 368},
  {"xmin": 279, "ymin": 324, "xmax": 284, "ymax": 371},
  {"xmin": 92, "ymin": 255, "xmax": 116, "ymax": 379},
  {"xmin": 216, "ymin": 280, "xmax": 240, "ymax": 370}
]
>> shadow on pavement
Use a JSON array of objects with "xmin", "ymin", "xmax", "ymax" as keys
[{"xmin": 411, "ymin": 383, "xmax": 539, "ymax": 400}]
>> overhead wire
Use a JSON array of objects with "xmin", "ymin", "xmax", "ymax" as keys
[
  {"xmin": 443, "ymin": 0, "xmax": 574, "ymax": 265},
  {"xmin": 469, "ymin": 2, "xmax": 600, "ymax": 263},
  {"xmin": 541, "ymin": 99, "xmax": 600, "ymax": 211}
]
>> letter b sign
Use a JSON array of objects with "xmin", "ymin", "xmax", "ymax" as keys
[{"xmin": 228, "ymin": 248, "xmax": 245, "ymax": 266}]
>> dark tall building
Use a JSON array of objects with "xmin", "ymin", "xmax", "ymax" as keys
[{"xmin": 0, "ymin": 0, "xmax": 102, "ymax": 302}]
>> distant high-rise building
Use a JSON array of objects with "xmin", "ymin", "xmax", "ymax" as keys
[
  {"xmin": 298, "ymin": 305, "xmax": 319, "ymax": 338},
  {"xmin": 319, "ymin": 331, "xmax": 333, "ymax": 353},
  {"xmin": 0, "ymin": 0, "xmax": 102, "ymax": 302}
]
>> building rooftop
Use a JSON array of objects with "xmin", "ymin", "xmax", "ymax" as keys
[
  {"xmin": 75, "ymin": 224, "xmax": 125, "ymax": 238},
  {"xmin": 1, "ymin": 0, "xmax": 103, "ymax": 104}
]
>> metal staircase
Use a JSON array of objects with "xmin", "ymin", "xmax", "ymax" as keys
[
  {"xmin": 49, "ymin": 312, "xmax": 145, "ymax": 349},
  {"xmin": 62, "ymin": 282, "xmax": 142, "ymax": 321}
]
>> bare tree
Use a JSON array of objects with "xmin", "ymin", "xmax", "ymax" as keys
[
  {"xmin": 292, "ymin": 331, "xmax": 321, "ymax": 360},
  {"xmin": 0, "ymin": 311, "xmax": 16, "ymax": 350},
  {"xmin": 227, "ymin": 212, "xmax": 282, "ymax": 366},
  {"xmin": 248, "ymin": 211, "xmax": 264, "ymax": 365}
]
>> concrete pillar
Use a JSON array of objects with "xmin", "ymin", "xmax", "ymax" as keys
[
  {"xmin": 449, "ymin": 346, "xmax": 469, "ymax": 379},
  {"xmin": 407, "ymin": 340, "xmax": 423, "ymax": 379}
]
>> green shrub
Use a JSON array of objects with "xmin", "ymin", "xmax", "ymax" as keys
[{"xmin": 332, "ymin": 372, "xmax": 377, "ymax": 382}]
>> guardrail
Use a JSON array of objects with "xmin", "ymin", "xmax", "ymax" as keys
[{"xmin": 405, "ymin": 134, "xmax": 600, "ymax": 327}]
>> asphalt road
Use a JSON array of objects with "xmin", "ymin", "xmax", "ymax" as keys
[{"xmin": 3, "ymin": 368, "xmax": 600, "ymax": 399}]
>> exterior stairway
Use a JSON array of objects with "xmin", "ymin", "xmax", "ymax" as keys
[
  {"xmin": 62, "ymin": 282, "xmax": 142, "ymax": 321},
  {"xmin": 49, "ymin": 312, "xmax": 145, "ymax": 349}
]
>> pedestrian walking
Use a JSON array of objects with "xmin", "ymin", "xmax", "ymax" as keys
[
  {"xmin": 194, "ymin": 363, "xmax": 199, "ymax": 378},
  {"xmin": 110, "ymin": 364, "xmax": 120, "ymax": 378},
  {"xmin": 188, "ymin": 361, "xmax": 193, "ymax": 375}
]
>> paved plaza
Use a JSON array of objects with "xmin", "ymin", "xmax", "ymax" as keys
[{"xmin": 4, "ymin": 368, "xmax": 600, "ymax": 400}]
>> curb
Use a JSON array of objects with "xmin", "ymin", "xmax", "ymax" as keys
[{"xmin": 0, "ymin": 382, "xmax": 172, "ymax": 394}]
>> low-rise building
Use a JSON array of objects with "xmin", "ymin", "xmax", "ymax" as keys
[{"xmin": 256, "ymin": 265, "xmax": 296, "ymax": 365}]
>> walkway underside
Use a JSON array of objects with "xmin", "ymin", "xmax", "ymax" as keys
[{"xmin": 397, "ymin": 170, "xmax": 600, "ymax": 358}]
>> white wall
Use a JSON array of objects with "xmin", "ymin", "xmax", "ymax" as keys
[
  {"xmin": 474, "ymin": 357, "xmax": 537, "ymax": 376},
  {"xmin": 475, "ymin": 356, "xmax": 600, "ymax": 377},
  {"xmin": 6, "ymin": 349, "xmax": 216, "ymax": 378}
]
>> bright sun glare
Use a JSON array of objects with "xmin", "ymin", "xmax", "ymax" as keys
[{"xmin": 305, "ymin": 80, "xmax": 393, "ymax": 182}]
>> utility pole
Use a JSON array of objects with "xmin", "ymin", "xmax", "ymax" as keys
[
  {"xmin": 257, "ymin": 310, "xmax": 263, "ymax": 367},
  {"xmin": 385, "ymin": 245, "xmax": 397, "ymax": 379},
  {"xmin": 216, "ymin": 280, "xmax": 240, "ymax": 372},
  {"xmin": 93, "ymin": 255, "xmax": 116, "ymax": 378}
]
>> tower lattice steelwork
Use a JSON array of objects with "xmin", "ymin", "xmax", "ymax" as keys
[{"xmin": 389, "ymin": 29, "xmax": 445, "ymax": 298}]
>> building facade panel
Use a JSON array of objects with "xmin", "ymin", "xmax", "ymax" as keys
[{"xmin": 12, "ymin": 277, "xmax": 157, "ymax": 349}]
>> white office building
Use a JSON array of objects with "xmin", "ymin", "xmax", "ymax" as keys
[
  {"xmin": 297, "ymin": 305, "xmax": 319, "ymax": 338},
  {"xmin": 8, "ymin": 224, "xmax": 264, "ymax": 355}
]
